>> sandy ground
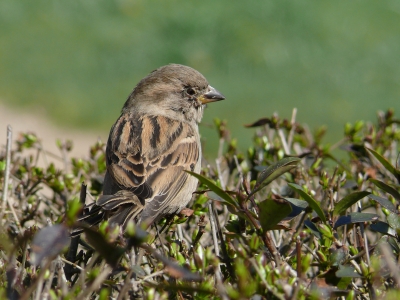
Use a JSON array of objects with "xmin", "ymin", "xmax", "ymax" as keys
[{"xmin": 0, "ymin": 103, "xmax": 107, "ymax": 165}]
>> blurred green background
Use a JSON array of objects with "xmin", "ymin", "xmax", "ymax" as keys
[{"xmin": 1, "ymin": 0, "xmax": 399, "ymax": 157}]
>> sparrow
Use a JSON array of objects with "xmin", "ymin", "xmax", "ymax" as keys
[{"xmin": 79, "ymin": 64, "xmax": 225, "ymax": 230}]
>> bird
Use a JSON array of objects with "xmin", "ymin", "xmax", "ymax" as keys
[{"xmin": 79, "ymin": 64, "xmax": 225, "ymax": 231}]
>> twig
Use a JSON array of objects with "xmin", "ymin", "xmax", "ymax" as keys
[
  {"xmin": 7, "ymin": 196, "xmax": 21, "ymax": 229},
  {"xmin": 329, "ymin": 137, "xmax": 347, "ymax": 151},
  {"xmin": 278, "ymin": 128, "xmax": 290, "ymax": 155},
  {"xmin": 287, "ymin": 108, "xmax": 297, "ymax": 150},
  {"xmin": 177, "ymin": 224, "xmax": 184, "ymax": 243},
  {"xmin": 358, "ymin": 204, "xmax": 370, "ymax": 266},
  {"xmin": 60, "ymin": 257, "xmax": 84, "ymax": 271},
  {"xmin": 301, "ymin": 243, "xmax": 320, "ymax": 262},
  {"xmin": 296, "ymin": 235, "xmax": 302, "ymax": 279},
  {"xmin": 190, "ymin": 215, "xmax": 206, "ymax": 253},
  {"xmin": 249, "ymin": 257, "xmax": 285, "ymax": 300},
  {"xmin": 37, "ymin": 141, "xmax": 49, "ymax": 168},
  {"xmin": 1, "ymin": 125, "xmax": 12, "ymax": 222},
  {"xmin": 57, "ymin": 256, "xmax": 68, "ymax": 296},
  {"xmin": 141, "ymin": 270, "xmax": 165, "ymax": 282},
  {"xmin": 117, "ymin": 268, "xmax": 134, "ymax": 300},
  {"xmin": 233, "ymin": 155, "xmax": 243, "ymax": 187},
  {"xmin": 17, "ymin": 242, "xmax": 29, "ymax": 287},
  {"xmin": 215, "ymin": 159, "xmax": 226, "ymax": 190},
  {"xmin": 208, "ymin": 202, "xmax": 221, "ymax": 260},
  {"xmin": 217, "ymin": 138, "xmax": 224, "ymax": 163},
  {"xmin": 19, "ymin": 259, "xmax": 53, "ymax": 300},
  {"xmin": 41, "ymin": 260, "xmax": 57, "ymax": 299},
  {"xmin": 65, "ymin": 183, "xmax": 86, "ymax": 281},
  {"xmin": 75, "ymin": 262, "xmax": 112, "ymax": 300},
  {"xmin": 34, "ymin": 273, "xmax": 44, "ymax": 300},
  {"xmin": 208, "ymin": 202, "xmax": 229, "ymax": 299},
  {"xmin": 212, "ymin": 201, "xmax": 234, "ymax": 277}
]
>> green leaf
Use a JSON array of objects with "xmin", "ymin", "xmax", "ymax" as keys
[
  {"xmin": 368, "ymin": 194, "xmax": 397, "ymax": 212},
  {"xmin": 333, "ymin": 191, "xmax": 370, "ymax": 216},
  {"xmin": 66, "ymin": 197, "xmax": 82, "ymax": 225},
  {"xmin": 284, "ymin": 197, "xmax": 309, "ymax": 219},
  {"xmin": 304, "ymin": 219, "xmax": 322, "ymax": 239},
  {"xmin": 288, "ymin": 183, "xmax": 326, "ymax": 222},
  {"xmin": 333, "ymin": 213, "xmax": 379, "ymax": 229},
  {"xmin": 258, "ymin": 198, "xmax": 292, "ymax": 232},
  {"xmin": 366, "ymin": 147, "xmax": 400, "ymax": 183},
  {"xmin": 186, "ymin": 171, "xmax": 238, "ymax": 208},
  {"xmin": 336, "ymin": 265, "xmax": 363, "ymax": 278},
  {"xmin": 283, "ymin": 197, "xmax": 309, "ymax": 209},
  {"xmin": 0, "ymin": 160, "xmax": 5, "ymax": 172},
  {"xmin": 369, "ymin": 179, "xmax": 400, "ymax": 200},
  {"xmin": 249, "ymin": 157, "xmax": 301, "ymax": 196},
  {"xmin": 387, "ymin": 212, "xmax": 400, "ymax": 231},
  {"xmin": 369, "ymin": 221, "xmax": 397, "ymax": 237}
]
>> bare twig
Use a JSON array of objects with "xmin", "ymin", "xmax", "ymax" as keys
[
  {"xmin": 190, "ymin": 215, "xmax": 206, "ymax": 253},
  {"xmin": 60, "ymin": 257, "xmax": 84, "ymax": 272},
  {"xmin": 208, "ymin": 202, "xmax": 221, "ymax": 260},
  {"xmin": 287, "ymin": 108, "xmax": 297, "ymax": 150},
  {"xmin": 76, "ymin": 262, "xmax": 112, "ymax": 300},
  {"xmin": 278, "ymin": 128, "xmax": 290, "ymax": 155},
  {"xmin": 141, "ymin": 270, "xmax": 165, "ymax": 282},
  {"xmin": 1, "ymin": 125, "xmax": 12, "ymax": 222},
  {"xmin": 41, "ymin": 260, "xmax": 57, "ymax": 300},
  {"xmin": 65, "ymin": 183, "xmax": 86, "ymax": 281},
  {"xmin": 117, "ymin": 268, "xmax": 134, "ymax": 300},
  {"xmin": 208, "ymin": 202, "xmax": 229, "ymax": 299},
  {"xmin": 296, "ymin": 235, "xmax": 302, "ymax": 279},
  {"xmin": 20, "ymin": 259, "xmax": 53, "ymax": 300}
]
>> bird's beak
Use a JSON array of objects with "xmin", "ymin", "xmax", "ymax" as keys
[{"xmin": 198, "ymin": 85, "xmax": 225, "ymax": 104}]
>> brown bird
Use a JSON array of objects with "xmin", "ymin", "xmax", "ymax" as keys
[{"xmin": 80, "ymin": 64, "xmax": 225, "ymax": 230}]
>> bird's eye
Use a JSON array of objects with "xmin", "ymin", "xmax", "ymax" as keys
[{"xmin": 186, "ymin": 87, "xmax": 196, "ymax": 96}]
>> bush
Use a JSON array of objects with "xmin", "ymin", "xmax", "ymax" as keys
[{"xmin": 0, "ymin": 109, "xmax": 399, "ymax": 299}]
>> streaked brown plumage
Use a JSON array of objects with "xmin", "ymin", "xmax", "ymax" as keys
[{"xmin": 79, "ymin": 64, "xmax": 225, "ymax": 230}]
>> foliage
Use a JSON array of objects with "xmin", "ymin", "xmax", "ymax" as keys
[{"xmin": 0, "ymin": 108, "xmax": 399, "ymax": 299}]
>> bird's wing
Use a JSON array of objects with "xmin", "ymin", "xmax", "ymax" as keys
[{"xmin": 96, "ymin": 113, "xmax": 199, "ymax": 226}]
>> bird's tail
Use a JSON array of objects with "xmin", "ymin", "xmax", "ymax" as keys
[{"xmin": 71, "ymin": 190, "xmax": 145, "ymax": 237}]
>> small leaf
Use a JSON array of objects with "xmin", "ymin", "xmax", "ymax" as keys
[
  {"xmin": 368, "ymin": 194, "xmax": 397, "ymax": 212},
  {"xmin": 369, "ymin": 179, "xmax": 400, "ymax": 200},
  {"xmin": 304, "ymin": 219, "xmax": 322, "ymax": 239},
  {"xmin": 333, "ymin": 191, "xmax": 370, "ymax": 216},
  {"xmin": 366, "ymin": 147, "xmax": 400, "ymax": 183},
  {"xmin": 387, "ymin": 212, "xmax": 400, "ymax": 231},
  {"xmin": 288, "ymin": 183, "xmax": 326, "ymax": 222},
  {"xmin": 0, "ymin": 160, "xmax": 5, "ymax": 172},
  {"xmin": 31, "ymin": 225, "xmax": 70, "ymax": 266},
  {"xmin": 284, "ymin": 198, "xmax": 309, "ymax": 219},
  {"xmin": 258, "ymin": 198, "xmax": 292, "ymax": 231},
  {"xmin": 370, "ymin": 221, "xmax": 397, "ymax": 237},
  {"xmin": 284, "ymin": 198, "xmax": 309, "ymax": 209},
  {"xmin": 66, "ymin": 197, "xmax": 82, "ymax": 226},
  {"xmin": 186, "ymin": 171, "xmax": 238, "ymax": 208},
  {"xmin": 333, "ymin": 213, "xmax": 379, "ymax": 229},
  {"xmin": 335, "ymin": 265, "xmax": 363, "ymax": 278},
  {"xmin": 249, "ymin": 157, "xmax": 301, "ymax": 196},
  {"xmin": 131, "ymin": 265, "xmax": 146, "ymax": 276}
]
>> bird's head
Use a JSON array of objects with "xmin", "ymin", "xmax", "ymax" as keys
[{"xmin": 123, "ymin": 64, "xmax": 225, "ymax": 124}]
